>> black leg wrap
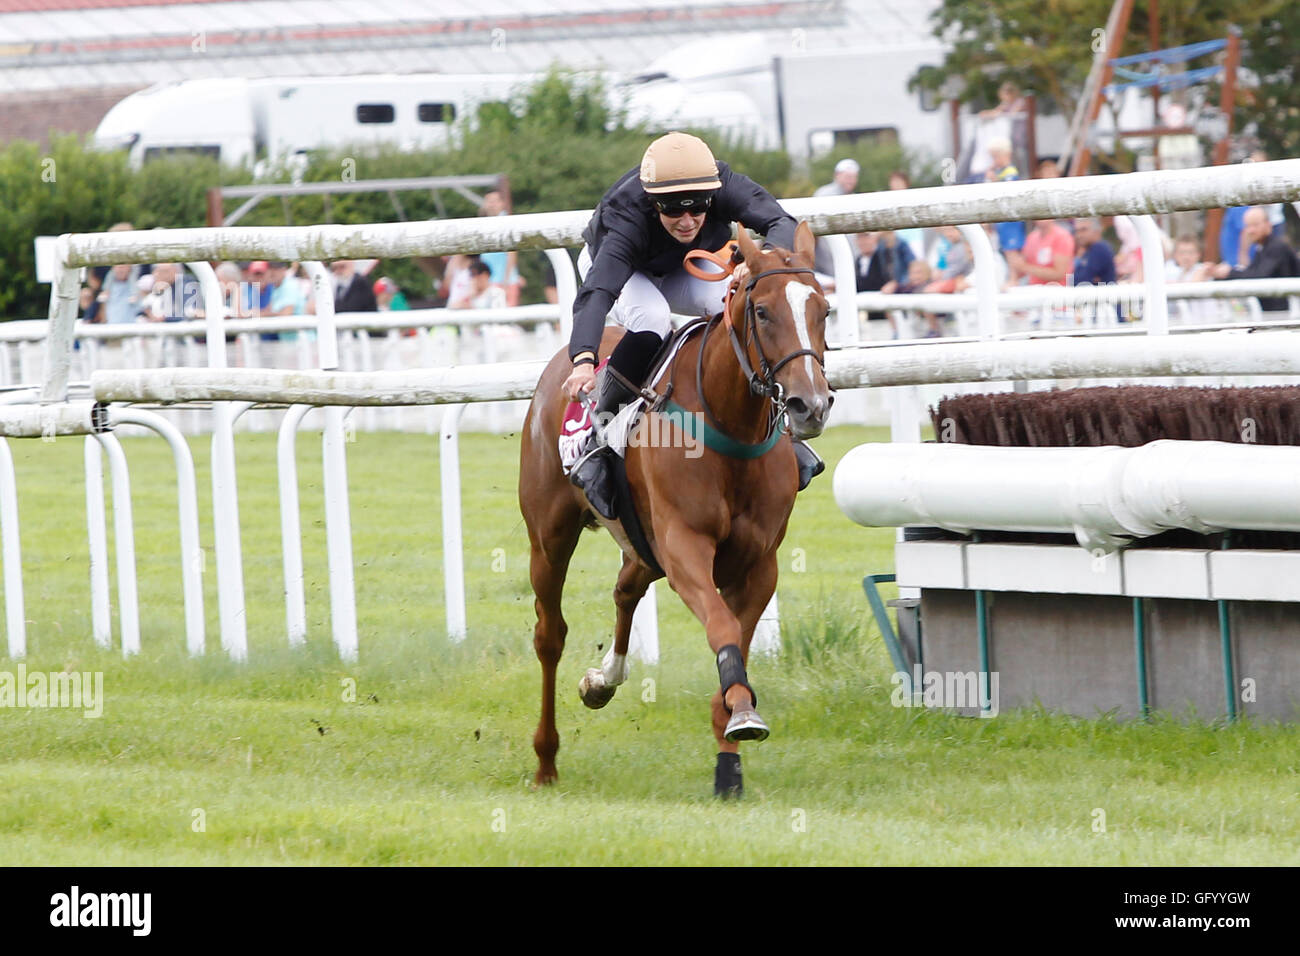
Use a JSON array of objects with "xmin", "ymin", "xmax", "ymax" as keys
[
  {"xmin": 716, "ymin": 644, "xmax": 756, "ymax": 709},
  {"xmin": 714, "ymin": 752, "xmax": 743, "ymax": 798}
]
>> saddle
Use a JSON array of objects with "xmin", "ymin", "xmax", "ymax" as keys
[
  {"xmin": 557, "ymin": 318, "xmax": 709, "ymax": 472},
  {"xmin": 557, "ymin": 319, "xmax": 712, "ymax": 576}
]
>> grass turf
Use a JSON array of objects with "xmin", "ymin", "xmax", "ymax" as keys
[{"xmin": 0, "ymin": 423, "xmax": 1297, "ymax": 865}]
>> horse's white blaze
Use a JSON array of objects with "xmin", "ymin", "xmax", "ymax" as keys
[{"xmin": 784, "ymin": 281, "xmax": 817, "ymax": 383}]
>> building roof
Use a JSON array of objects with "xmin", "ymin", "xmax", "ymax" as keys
[{"xmin": 0, "ymin": 0, "xmax": 939, "ymax": 93}]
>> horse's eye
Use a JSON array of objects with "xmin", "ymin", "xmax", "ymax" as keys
[{"xmin": 755, "ymin": 305, "xmax": 770, "ymax": 322}]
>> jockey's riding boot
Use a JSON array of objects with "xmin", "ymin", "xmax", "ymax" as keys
[
  {"xmin": 570, "ymin": 329, "xmax": 666, "ymax": 520},
  {"xmin": 569, "ymin": 370, "xmax": 641, "ymax": 520},
  {"xmin": 793, "ymin": 440, "xmax": 824, "ymax": 491}
]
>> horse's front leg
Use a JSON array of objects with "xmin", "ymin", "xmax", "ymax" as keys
[
  {"xmin": 709, "ymin": 554, "xmax": 780, "ymax": 795},
  {"xmin": 657, "ymin": 525, "xmax": 770, "ymax": 796},
  {"xmin": 579, "ymin": 555, "xmax": 657, "ymax": 709}
]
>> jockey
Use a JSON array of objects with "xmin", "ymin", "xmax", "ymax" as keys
[{"xmin": 564, "ymin": 131, "xmax": 824, "ymax": 519}]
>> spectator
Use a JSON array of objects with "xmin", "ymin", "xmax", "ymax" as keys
[
  {"xmin": 1165, "ymin": 236, "xmax": 1208, "ymax": 282},
  {"xmin": 439, "ymin": 254, "xmax": 475, "ymax": 308},
  {"xmin": 373, "ymin": 276, "xmax": 409, "ymax": 311},
  {"xmin": 1166, "ymin": 234, "xmax": 1224, "ymax": 324},
  {"xmin": 331, "ymin": 260, "xmax": 378, "ymax": 313},
  {"xmin": 1222, "ymin": 152, "xmax": 1287, "ymax": 266},
  {"xmin": 1072, "ymin": 218, "xmax": 1117, "ymax": 286},
  {"xmin": 542, "ymin": 260, "xmax": 559, "ymax": 305},
  {"xmin": 243, "ymin": 261, "xmax": 274, "ymax": 316},
  {"xmin": 895, "ymin": 259, "xmax": 944, "ymax": 337},
  {"xmin": 815, "ymin": 158, "xmax": 860, "ymax": 198},
  {"xmin": 979, "ymin": 80, "xmax": 1026, "ymax": 120},
  {"xmin": 1212, "ymin": 206, "xmax": 1300, "ymax": 311},
  {"xmin": 216, "ymin": 261, "xmax": 248, "ymax": 319},
  {"xmin": 853, "ymin": 231, "xmax": 880, "ymax": 292},
  {"xmin": 1111, "ymin": 215, "xmax": 1153, "ymax": 283},
  {"xmin": 888, "ymin": 171, "xmax": 926, "ymax": 260},
  {"xmin": 1072, "ymin": 217, "xmax": 1118, "ymax": 322},
  {"xmin": 812, "ymin": 158, "xmax": 861, "ymax": 275},
  {"xmin": 140, "ymin": 263, "xmax": 201, "ymax": 322},
  {"xmin": 479, "ymin": 189, "xmax": 523, "ymax": 306},
  {"xmin": 985, "ymin": 138, "xmax": 1018, "ymax": 183},
  {"xmin": 984, "ymin": 138, "xmax": 1028, "ymax": 258},
  {"xmin": 926, "ymin": 225, "xmax": 973, "ymax": 290},
  {"xmin": 452, "ymin": 260, "xmax": 507, "ymax": 310},
  {"xmin": 97, "ymin": 261, "xmax": 145, "ymax": 324},
  {"xmin": 266, "ymin": 262, "xmax": 306, "ymax": 316},
  {"xmin": 859, "ymin": 231, "xmax": 915, "ymax": 332},
  {"xmin": 1009, "ymin": 218, "xmax": 1075, "ymax": 287},
  {"xmin": 1036, "ymin": 158, "xmax": 1062, "ymax": 179},
  {"xmin": 82, "ymin": 222, "xmax": 141, "ymax": 322}
]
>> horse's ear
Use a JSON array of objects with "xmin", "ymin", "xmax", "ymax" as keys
[
  {"xmin": 793, "ymin": 220, "xmax": 817, "ymax": 265},
  {"xmin": 735, "ymin": 225, "xmax": 760, "ymax": 264}
]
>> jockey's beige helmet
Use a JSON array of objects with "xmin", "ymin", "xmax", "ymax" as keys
[{"xmin": 639, "ymin": 132, "xmax": 722, "ymax": 194}]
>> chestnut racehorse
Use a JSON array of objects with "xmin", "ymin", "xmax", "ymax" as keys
[{"xmin": 518, "ymin": 220, "xmax": 832, "ymax": 796}]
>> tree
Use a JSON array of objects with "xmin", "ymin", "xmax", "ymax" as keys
[{"xmin": 910, "ymin": 0, "xmax": 1296, "ymax": 172}]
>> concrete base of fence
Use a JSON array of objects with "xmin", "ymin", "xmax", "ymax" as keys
[{"xmin": 914, "ymin": 589, "xmax": 1300, "ymax": 722}]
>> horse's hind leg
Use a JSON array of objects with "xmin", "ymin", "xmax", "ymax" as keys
[
  {"xmin": 528, "ymin": 516, "xmax": 582, "ymax": 787},
  {"xmin": 580, "ymin": 555, "xmax": 657, "ymax": 709}
]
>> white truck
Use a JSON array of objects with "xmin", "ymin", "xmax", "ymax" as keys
[{"xmin": 94, "ymin": 72, "xmax": 536, "ymax": 170}]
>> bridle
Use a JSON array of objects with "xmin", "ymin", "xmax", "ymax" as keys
[{"xmin": 681, "ymin": 246, "xmax": 827, "ymax": 449}]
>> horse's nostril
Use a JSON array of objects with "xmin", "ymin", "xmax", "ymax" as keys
[
  {"xmin": 785, "ymin": 396, "xmax": 808, "ymax": 417},
  {"xmin": 826, "ymin": 392, "xmax": 836, "ymax": 409}
]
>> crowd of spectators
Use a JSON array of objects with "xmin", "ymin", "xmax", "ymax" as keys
[
  {"xmin": 76, "ymin": 142, "xmax": 1297, "ymax": 348},
  {"xmin": 826, "ymin": 146, "xmax": 1299, "ymax": 337},
  {"xmin": 77, "ymin": 186, "xmax": 535, "ymax": 333}
]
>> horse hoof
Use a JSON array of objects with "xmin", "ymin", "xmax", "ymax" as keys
[
  {"xmin": 533, "ymin": 768, "xmax": 557, "ymax": 788},
  {"xmin": 578, "ymin": 668, "xmax": 617, "ymax": 709},
  {"xmin": 714, "ymin": 752, "xmax": 743, "ymax": 798},
  {"xmin": 724, "ymin": 705, "xmax": 770, "ymax": 743}
]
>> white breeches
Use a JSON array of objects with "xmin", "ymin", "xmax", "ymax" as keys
[{"xmin": 578, "ymin": 245, "xmax": 727, "ymax": 339}]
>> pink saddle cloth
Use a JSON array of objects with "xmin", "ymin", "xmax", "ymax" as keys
[{"xmin": 558, "ymin": 358, "xmax": 608, "ymax": 472}]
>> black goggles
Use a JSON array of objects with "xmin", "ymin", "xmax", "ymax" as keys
[{"xmin": 654, "ymin": 193, "xmax": 713, "ymax": 217}]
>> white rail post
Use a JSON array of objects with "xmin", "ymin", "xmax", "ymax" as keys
[
  {"xmin": 83, "ymin": 437, "xmax": 111, "ymax": 649},
  {"xmin": 277, "ymin": 404, "xmax": 313, "ymax": 646},
  {"xmin": 112, "ymin": 407, "xmax": 205, "ymax": 657},
  {"xmin": 40, "ymin": 241, "xmax": 79, "ymax": 404},
  {"xmin": 828, "ymin": 233, "xmax": 861, "ymax": 346},
  {"xmin": 544, "ymin": 248, "xmax": 578, "ymax": 342},
  {"xmin": 95, "ymin": 432, "xmax": 140, "ymax": 657},
  {"xmin": 1132, "ymin": 215, "xmax": 1170, "ymax": 335},
  {"xmin": 958, "ymin": 223, "xmax": 1001, "ymax": 340},
  {"xmin": 192, "ymin": 259, "xmax": 248, "ymax": 661},
  {"xmin": 0, "ymin": 438, "xmax": 26, "ymax": 659},
  {"xmin": 306, "ymin": 260, "xmax": 359, "ymax": 661},
  {"xmin": 441, "ymin": 403, "xmax": 467, "ymax": 642}
]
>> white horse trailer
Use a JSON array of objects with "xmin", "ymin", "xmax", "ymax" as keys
[{"xmin": 94, "ymin": 73, "xmax": 538, "ymax": 169}]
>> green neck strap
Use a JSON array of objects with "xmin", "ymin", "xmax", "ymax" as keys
[{"xmin": 658, "ymin": 398, "xmax": 784, "ymax": 460}]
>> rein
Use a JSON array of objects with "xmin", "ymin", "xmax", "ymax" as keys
[{"xmin": 677, "ymin": 246, "xmax": 826, "ymax": 458}]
